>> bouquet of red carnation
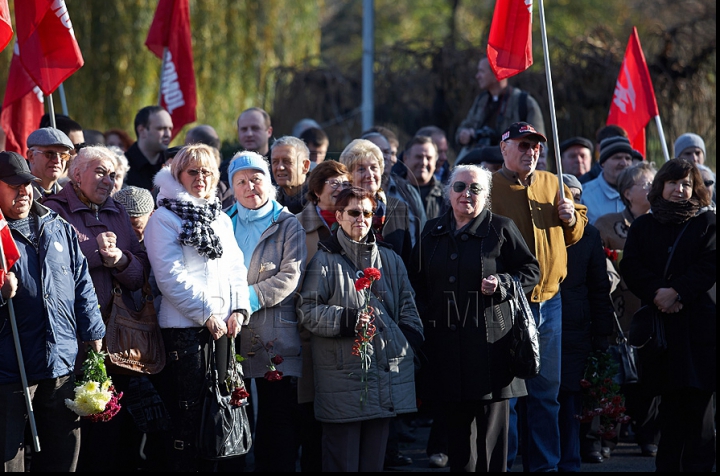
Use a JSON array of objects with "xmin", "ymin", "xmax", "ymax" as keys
[
  {"xmin": 227, "ymin": 337, "xmax": 250, "ymax": 407},
  {"xmin": 352, "ymin": 267, "xmax": 381, "ymax": 405},
  {"xmin": 65, "ymin": 350, "xmax": 123, "ymax": 422},
  {"xmin": 576, "ymin": 351, "xmax": 631, "ymax": 439}
]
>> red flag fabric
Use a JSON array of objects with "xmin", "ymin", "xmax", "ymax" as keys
[
  {"xmin": 13, "ymin": 0, "xmax": 84, "ymax": 96},
  {"xmin": 1, "ymin": 42, "xmax": 45, "ymax": 153},
  {"xmin": 487, "ymin": 0, "xmax": 533, "ymax": 81},
  {"xmin": 0, "ymin": 208, "xmax": 21, "ymax": 272},
  {"xmin": 145, "ymin": 0, "xmax": 197, "ymax": 138},
  {"xmin": 0, "ymin": 0, "xmax": 13, "ymax": 52},
  {"xmin": 607, "ymin": 27, "xmax": 659, "ymax": 159}
]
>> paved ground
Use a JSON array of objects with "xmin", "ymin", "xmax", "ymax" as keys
[{"xmin": 383, "ymin": 422, "xmax": 692, "ymax": 473}]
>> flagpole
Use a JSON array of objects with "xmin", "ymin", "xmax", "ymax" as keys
[
  {"xmin": 46, "ymin": 93, "xmax": 57, "ymax": 129},
  {"xmin": 158, "ymin": 47, "xmax": 168, "ymax": 106},
  {"xmin": 537, "ymin": 0, "xmax": 564, "ymax": 193},
  {"xmin": 0, "ymin": 241, "xmax": 41, "ymax": 453},
  {"xmin": 654, "ymin": 116, "xmax": 671, "ymax": 162},
  {"xmin": 58, "ymin": 83, "xmax": 69, "ymax": 116}
]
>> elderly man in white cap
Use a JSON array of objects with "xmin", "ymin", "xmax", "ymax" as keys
[
  {"xmin": 25, "ymin": 127, "xmax": 75, "ymax": 202},
  {"xmin": 674, "ymin": 132, "xmax": 706, "ymax": 165}
]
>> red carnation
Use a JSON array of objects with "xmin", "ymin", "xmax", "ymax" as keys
[
  {"xmin": 363, "ymin": 267, "xmax": 381, "ymax": 281},
  {"xmin": 355, "ymin": 277, "xmax": 371, "ymax": 291},
  {"xmin": 271, "ymin": 354, "xmax": 284, "ymax": 366},
  {"xmin": 230, "ymin": 386, "xmax": 250, "ymax": 406},
  {"xmin": 264, "ymin": 369, "xmax": 284, "ymax": 381}
]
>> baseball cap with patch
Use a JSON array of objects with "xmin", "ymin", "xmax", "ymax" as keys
[{"xmin": 501, "ymin": 122, "xmax": 547, "ymax": 143}]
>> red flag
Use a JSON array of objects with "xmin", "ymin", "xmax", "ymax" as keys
[
  {"xmin": 607, "ymin": 27, "xmax": 659, "ymax": 159},
  {"xmin": 487, "ymin": 0, "xmax": 534, "ymax": 81},
  {"xmin": 145, "ymin": 0, "xmax": 197, "ymax": 138},
  {"xmin": 0, "ymin": 208, "xmax": 21, "ymax": 272},
  {"xmin": 0, "ymin": 0, "xmax": 13, "ymax": 52},
  {"xmin": 1, "ymin": 42, "xmax": 45, "ymax": 153},
  {"xmin": 13, "ymin": 0, "xmax": 84, "ymax": 96}
]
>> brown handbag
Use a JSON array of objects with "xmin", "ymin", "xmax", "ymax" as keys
[{"xmin": 104, "ymin": 277, "xmax": 166, "ymax": 374}]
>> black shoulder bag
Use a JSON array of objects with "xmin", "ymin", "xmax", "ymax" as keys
[
  {"xmin": 628, "ymin": 221, "xmax": 690, "ymax": 358},
  {"xmin": 608, "ymin": 312, "xmax": 639, "ymax": 385},
  {"xmin": 508, "ymin": 276, "xmax": 540, "ymax": 379},
  {"xmin": 197, "ymin": 339, "xmax": 252, "ymax": 460}
]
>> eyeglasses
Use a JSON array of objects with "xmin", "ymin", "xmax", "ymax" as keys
[
  {"xmin": 344, "ymin": 209, "xmax": 374, "ymax": 218},
  {"xmin": 74, "ymin": 142, "xmax": 87, "ymax": 152},
  {"xmin": 508, "ymin": 140, "xmax": 541, "ymax": 153},
  {"xmin": 452, "ymin": 181, "xmax": 484, "ymax": 195},
  {"xmin": 704, "ymin": 180, "xmax": 715, "ymax": 187},
  {"xmin": 634, "ymin": 181, "xmax": 652, "ymax": 190},
  {"xmin": 325, "ymin": 180, "xmax": 352, "ymax": 190},
  {"xmin": 186, "ymin": 168, "xmax": 214, "ymax": 178},
  {"xmin": 32, "ymin": 149, "xmax": 71, "ymax": 162}
]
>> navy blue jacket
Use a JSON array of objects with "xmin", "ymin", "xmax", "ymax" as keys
[{"xmin": 0, "ymin": 202, "xmax": 105, "ymax": 384}]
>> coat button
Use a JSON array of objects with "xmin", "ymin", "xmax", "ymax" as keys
[
  {"xmin": 450, "ymin": 324, "xmax": 457, "ymax": 331},
  {"xmin": 44, "ymin": 294, "xmax": 50, "ymax": 300},
  {"xmin": 450, "ymin": 253, "xmax": 458, "ymax": 260},
  {"xmin": 448, "ymin": 276, "xmax": 456, "ymax": 283},
  {"xmin": 461, "ymin": 234, "xmax": 469, "ymax": 241}
]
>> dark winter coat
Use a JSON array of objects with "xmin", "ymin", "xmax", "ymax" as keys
[
  {"xmin": 410, "ymin": 208, "xmax": 540, "ymax": 401},
  {"xmin": 620, "ymin": 210, "xmax": 716, "ymax": 392},
  {"xmin": 0, "ymin": 202, "xmax": 105, "ymax": 384},
  {"xmin": 560, "ymin": 224, "xmax": 615, "ymax": 392}
]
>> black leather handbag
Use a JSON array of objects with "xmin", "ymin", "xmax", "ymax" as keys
[
  {"xmin": 608, "ymin": 312, "xmax": 639, "ymax": 385},
  {"xmin": 508, "ymin": 276, "xmax": 540, "ymax": 379},
  {"xmin": 197, "ymin": 340, "xmax": 252, "ymax": 460},
  {"xmin": 628, "ymin": 221, "xmax": 689, "ymax": 360}
]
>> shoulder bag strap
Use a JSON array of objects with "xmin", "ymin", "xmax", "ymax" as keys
[{"xmin": 662, "ymin": 220, "xmax": 691, "ymax": 280}]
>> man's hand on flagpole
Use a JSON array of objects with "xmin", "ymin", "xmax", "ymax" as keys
[{"xmin": 1, "ymin": 271, "xmax": 17, "ymax": 299}]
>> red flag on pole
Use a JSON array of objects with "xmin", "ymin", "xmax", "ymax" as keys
[
  {"xmin": 145, "ymin": 0, "xmax": 197, "ymax": 139},
  {"xmin": 13, "ymin": 0, "xmax": 84, "ymax": 96},
  {"xmin": 0, "ymin": 208, "xmax": 21, "ymax": 273},
  {"xmin": 1, "ymin": 42, "xmax": 45, "ymax": 153},
  {"xmin": 0, "ymin": 0, "xmax": 13, "ymax": 52},
  {"xmin": 487, "ymin": 0, "xmax": 534, "ymax": 81},
  {"xmin": 606, "ymin": 27, "xmax": 659, "ymax": 159}
]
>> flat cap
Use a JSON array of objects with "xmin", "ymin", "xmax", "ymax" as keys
[
  {"xmin": 113, "ymin": 186, "xmax": 155, "ymax": 217},
  {"xmin": 26, "ymin": 128, "xmax": 74, "ymax": 150},
  {"xmin": 559, "ymin": 136, "xmax": 594, "ymax": 156}
]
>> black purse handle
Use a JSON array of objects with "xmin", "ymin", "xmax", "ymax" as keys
[{"xmin": 662, "ymin": 220, "xmax": 691, "ymax": 281}]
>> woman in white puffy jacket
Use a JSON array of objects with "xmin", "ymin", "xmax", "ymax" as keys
[{"xmin": 144, "ymin": 144, "xmax": 251, "ymax": 471}]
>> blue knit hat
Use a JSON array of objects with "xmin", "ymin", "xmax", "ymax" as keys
[{"xmin": 227, "ymin": 151, "xmax": 270, "ymax": 184}]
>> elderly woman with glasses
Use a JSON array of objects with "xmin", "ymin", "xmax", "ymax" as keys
[
  {"xmin": 144, "ymin": 144, "xmax": 251, "ymax": 471},
  {"xmin": 223, "ymin": 151, "xmax": 307, "ymax": 472},
  {"xmin": 43, "ymin": 145, "xmax": 151, "ymax": 471},
  {"xmin": 298, "ymin": 186, "xmax": 423, "ymax": 472},
  {"xmin": 410, "ymin": 164, "xmax": 540, "ymax": 472},
  {"xmin": 338, "ymin": 139, "xmax": 413, "ymax": 264}
]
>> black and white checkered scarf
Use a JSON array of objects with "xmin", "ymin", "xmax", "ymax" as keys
[{"xmin": 158, "ymin": 197, "xmax": 224, "ymax": 259}]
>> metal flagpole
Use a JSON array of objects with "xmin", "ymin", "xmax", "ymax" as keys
[
  {"xmin": 654, "ymin": 116, "xmax": 671, "ymax": 162},
  {"xmin": 46, "ymin": 93, "xmax": 57, "ymax": 129},
  {"xmin": 158, "ymin": 47, "xmax": 169, "ymax": 106},
  {"xmin": 58, "ymin": 83, "xmax": 69, "ymax": 116},
  {"xmin": 0, "ymin": 240, "xmax": 41, "ymax": 452},
  {"xmin": 537, "ymin": 0, "xmax": 565, "ymax": 193}
]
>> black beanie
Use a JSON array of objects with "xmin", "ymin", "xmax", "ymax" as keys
[{"xmin": 598, "ymin": 136, "xmax": 633, "ymax": 165}]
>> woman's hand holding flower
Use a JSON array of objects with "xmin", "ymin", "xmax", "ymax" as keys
[{"xmin": 227, "ymin": 312, "xmax": 245, "ymax": 338}]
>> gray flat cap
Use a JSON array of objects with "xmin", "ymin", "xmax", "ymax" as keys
[
  {"xmin": 113, "ymin": 186, "xmax": 155, "ymax": 217},
  {"xmin": 27, "ymin": 128, "xmax": 74, "ymax": 150}
]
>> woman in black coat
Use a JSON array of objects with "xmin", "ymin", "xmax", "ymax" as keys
[
  {"xmin": 620, "ymin": 158, "xmax": 715, "ymax": 472},
  {"xmin": 411, "ymin": 164, "xmax": 540, "ymax": 472}
]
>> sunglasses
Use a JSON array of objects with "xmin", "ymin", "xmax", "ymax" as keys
[
  {"xmin": 186, "ymin": 168, "xmax": 214, "ymax": 177},
  {"xmin": 704, "ymin": 180, "xmax": 715, "ymax": 187},
  {"xmin": 452, "ymin": 181, "xmax": 483, "ymax": 195},
  {"xmin": 74, "ymin": 142, "xmax": 87, "ymax": 152},
  {"xmin": 325, "ymin": 180, "xmax": 352, "ymax": 190},
  {"xmin": 344, "ymin": 209, "xmax": 374, "ymax": 218},
  {"xmin": 32, "ymin": 149, "xmax": 71, "ymax": 162},
  {"xmin": 509, "ymin": 140, "xmax": 541, "ymax": 153}
]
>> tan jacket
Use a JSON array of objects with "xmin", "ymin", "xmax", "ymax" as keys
[{"xmin": 491, "ymin": 167, "xmax": 587, "ymax": 302}]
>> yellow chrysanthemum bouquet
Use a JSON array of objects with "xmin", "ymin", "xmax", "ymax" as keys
[{"xmin": 65, "ymin": 350, "xmax": 122, "ymax": 422}]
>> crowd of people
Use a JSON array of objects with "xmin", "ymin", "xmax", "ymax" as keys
[{"xmin": 0, "ymin": 52, "xmax": 715, "ymax": 473}]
